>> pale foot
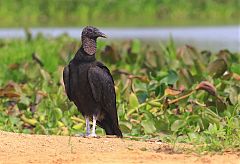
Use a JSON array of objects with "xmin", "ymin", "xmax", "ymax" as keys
[{"xmin": 89, "ymin": 133, "xmax": 97, "ymax": 137}]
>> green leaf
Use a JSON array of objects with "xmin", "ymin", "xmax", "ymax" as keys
[
  {"xmin": 141, "ymin": 119, "xmax": 156, "ymax": 134},
  {"xmin": 20, "ymin": 115, "xmax": 37, "ymax": 126},
  {"xmin": 161, "ymin": 70, "xmax": 178, "ymax": 85},
  {"xmin": 19, "ymin": 96, "xmax": 31, "ymax": 106},
  {"xmin": 155, "ymin": 83, "xmax": 166, "ymax": 96},
  {"xmin": 119, "ymin": 121, "xmax": 132, "ymax": 133},
  {"xmin": 128, "ymin": 92, "xmax": 139, "ymax": 109},
  {"xmin": 226, "ymin": 87, "xmax": 238, "ymax": 105},
  {"xmin": 72, "ymin": 123, "xmax": 83, "ymax": 130},
  {"xmin": 171, "ymin": 120, "xmax": 185, "ymax": 132},
  {"xmin": 52, "ymin": 108, "xmax": 63, "ymax": 120}
]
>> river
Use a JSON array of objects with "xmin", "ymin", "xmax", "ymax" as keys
[{"xmin": 0, "ymin": 26, "xmax": 239, "ymax": 52}]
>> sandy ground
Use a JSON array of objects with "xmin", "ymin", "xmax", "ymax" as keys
[{"xmin": 0, "ymin": 131, "xmax": 239, "ymax": 164}]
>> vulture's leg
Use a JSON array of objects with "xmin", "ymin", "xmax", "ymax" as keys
[
  {"xmin": 90, "ymin": 115, "xmax": 97, "ymax": 137},
  {"xmin": 85, "ymin": 116, "xmax": 90, "ymax": 136}
]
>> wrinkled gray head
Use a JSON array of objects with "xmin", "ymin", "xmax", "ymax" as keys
[
  {"xmin": 81, "ymin": 26, "xmax": 107, "ymax": 40},
  {"xmin": 81, "ymin": 26, "xmax": 107, "ymax": 55}
]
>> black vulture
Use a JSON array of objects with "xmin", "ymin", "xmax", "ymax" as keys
[{"xmin": 63, "ymin": 26, "xmax": 122, "ymax": 137}]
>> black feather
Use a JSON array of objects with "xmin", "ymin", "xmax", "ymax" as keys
[{"xmin": 63, "ymin": 65, "xmax": 72, "ymax": 101}]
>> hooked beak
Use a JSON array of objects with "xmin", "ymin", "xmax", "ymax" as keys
[{"xmin": 97, "ymin": 31, "xmax": 107, "ymax": 38}]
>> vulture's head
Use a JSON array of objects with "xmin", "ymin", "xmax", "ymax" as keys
[
  {"xmin": 81, "ymin": 26, "xmax": 107, "ymax": 55},
  {"xmin": 82, "ymin": 26, "xmax": 107, "ymax": 40}
]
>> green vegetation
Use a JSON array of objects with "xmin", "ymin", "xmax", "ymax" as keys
[
  {"xmin": 0, "ymin": 34, "xmax": 239, "ymax": 153},
  {"xmin": 0, "ymin": 0, "xmax": 239, "ymax": 27}
]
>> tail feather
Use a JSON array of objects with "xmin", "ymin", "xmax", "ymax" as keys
[
  {"xmin": 97, "ymin": 118, "xmax": 123, "ymax": 138},
  {"xmin": 112, "ymin": 125, "xmax": 123, "ymax": 138}
]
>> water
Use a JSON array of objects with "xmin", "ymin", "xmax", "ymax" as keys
[{"xmin": 0, "ymin": 26, "xmax": 239, "ymax": 52}]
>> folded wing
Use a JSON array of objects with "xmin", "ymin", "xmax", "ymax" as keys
[
  {"xmin": 88, "ymin": 62, "xmax": 122, "ymax": 137},
  {"xmin": 63, "ymin": 65, "xmax": 72, "ymax": 101}
]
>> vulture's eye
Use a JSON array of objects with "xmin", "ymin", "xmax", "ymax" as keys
[{"xmin": 88, "ymin": 29, "xmax": 93, "ymax": 33}]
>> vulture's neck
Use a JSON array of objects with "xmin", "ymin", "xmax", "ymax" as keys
[
  {"xmin": 82, "ymin": 37, "xmax": 97, "ymax": 55},
  {"xmin": 74, "ymin": 37, "xmax": 97, "ymax": 63}
]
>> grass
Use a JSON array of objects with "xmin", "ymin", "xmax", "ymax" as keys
[
  {"xmin": 0, "ymin": 0, "xmax": 239, "ymax": 27},
  {"xmin": 0, "ymin": 33, "xmax": 239, "ymax": 153}
]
